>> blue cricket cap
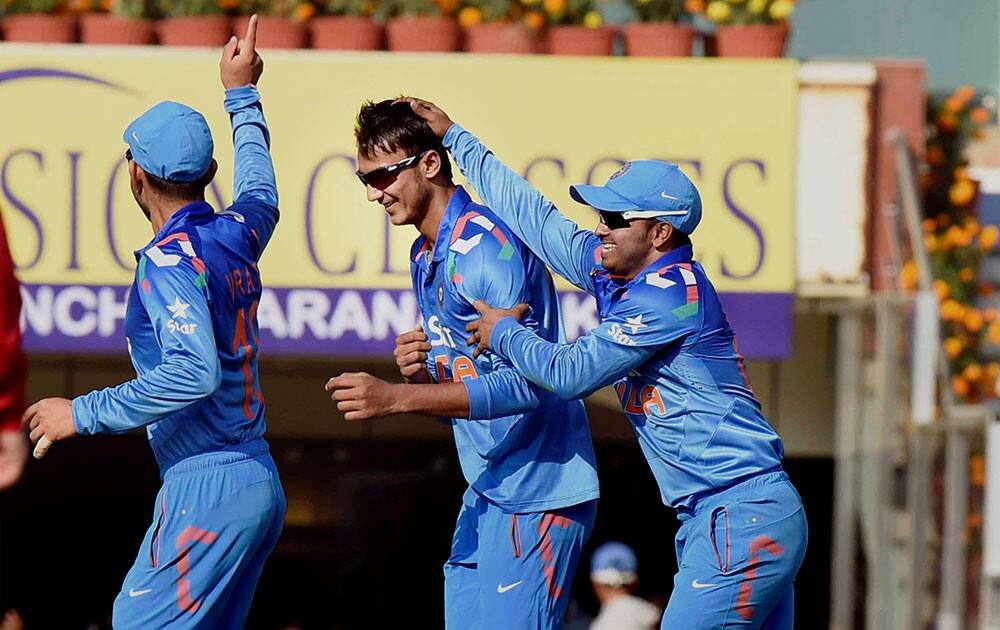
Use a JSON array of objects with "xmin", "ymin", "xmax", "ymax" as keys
[
  {"xmin": 590, "ymin": 541, "xmax": 639, "ymax": 586},
  {"xmin": 123, "ymin": 101, "xmax": 214, "ymax": 183},
  {"xmin": 570, "ymin": 160, "xmax": 702, "ymax": 234}
]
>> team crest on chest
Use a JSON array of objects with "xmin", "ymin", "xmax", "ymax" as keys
[{"xmin": 437, "ymin": 283, "xmax": 445, "ymax": 305}]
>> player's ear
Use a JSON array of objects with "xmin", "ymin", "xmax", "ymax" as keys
[
  {"xmin": 652, "ymin": 221, "xmax": 674, "ymax": 249},
  {"xmin": 203, "ymin": 159, "xmax": 219, "ymax": 186},
  {"xmin": 422, "ymin": 149, "xmax": 442, "ymax": 180}
]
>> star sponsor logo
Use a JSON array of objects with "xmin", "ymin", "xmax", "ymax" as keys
[
  {"xmin": 606, "ymin": 323, "xmax": 636, "ymax": 346},
  {"xmin": 168, "ymin": 319, "xmax": 198, "ymax": 335},
  {"xmin": 624, "ymin": 314, "xmax": 647, "ymax": 334},
  {"xmin": 166, "ymin": 297, "xmax": 191, "ymax": 319}
]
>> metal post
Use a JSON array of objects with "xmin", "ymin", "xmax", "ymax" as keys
[
  {"xmin": 862, "ymin": 298, "xmax": 901, "ymax": 630},
  {"xmin": 830, "ymin": 310, "xmax": 862, "ymax": 630},
  {"xmin": 905, "ymin": 429, "xmax": 932, "ymax": 629},
  {"xmin": 938, "ymin": 426, "xmax": 969, "ymax": 630}
]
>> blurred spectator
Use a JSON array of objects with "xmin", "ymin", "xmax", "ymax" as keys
[
  {"xmin": 589, "ymin": 541, "xmax": 661, "ymax": 630},
  {"xmin": 0, "ymin": 209, "xmax": 27, "ymax": 490}
]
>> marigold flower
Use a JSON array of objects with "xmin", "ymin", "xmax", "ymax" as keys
[
  {"xmin": 964, "ymin": 308, "xmax": 984, "ymax": 333},
  {"xmin": 959, "ymin": 267, "xmax": 976, "ymax": 283},
  {"xmin": 989, "ymin": 320, "xmax": 1000, "ymax": 345},
  {"xmin": 523, "ymin": 10, "xmax": 545, "ymax": 28},
  {"xmin": 292, "ymin": 2, "xmax": 315, "ymax": 22},
  {"xmin": 457, "ymin": 6, "xmax": 482, "ymax": 26},
  {"xmin": 768, "ymin": 0, "xmax": 793, "ymax": 19},
  {"xmin": 955, "ymin": 85, "xmax": 976, "ymax": 101},
  {"xmin": 543, "ymin": 0, "xmax": 565, "ymax": 16},
  {"xmin": 937, "ymin": 112, "xmax": 958, "ymax": 133},
  {"xmin": 684, "ymin": 0, "xmax": 705, "ymax": 11},
  {"xmin": 944, "ymin": 337, "xmax": 964, "ymax": 359},
  {"xmin": 583, "ymin": 9, "xmax": 602, "ymax": 27},
  {"xmin": 922, "ymin": 218, "xmax": 936, "ymax": 234},
  {"xmin": 941, "ymin": 299, "xmax": 965, "ymax": 322},
  {"xmin": 933, "ymin": 278, "xmax": 949, "ymax": 299},
  {"xmin": 926, "ymin": 145, "xmax": 944, "ymax": 166},
  {"xmin": 953, "ymin": 375, "xmax": 971, "ymax": 397},
  {"xmin": 705, "ymin": 0, "xmax": 731, "ymax": 21},
  {"xmin": 980, "ymin": 225, "xmax": 1000, "ymax": 251},
  {"xmin": 971, "ymin": 454, "xmax": 986, "ymax": 487},
  {"xmin": 963, "ymin": 363, "xmax": 983, "ymax": 382},
  {"xmin": 950, "ymin": 179, "xmax": 977, "ymax": 207},
  {"xmin": 971, "ymin": 107, "xmax": 991, "ymax": 125},
  {"xmin": 945, "ymin": 96, "xmax": 964, "ymax": 114}
]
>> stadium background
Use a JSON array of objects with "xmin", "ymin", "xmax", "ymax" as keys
[{"xmin": 1, "ymin": 1, "xmax": 998, "ymax": 627}]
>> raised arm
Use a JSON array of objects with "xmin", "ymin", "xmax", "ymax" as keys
[
  {"xmin": 220, "ymin": 15, "xmax": 279, "ymax": 257},
  {"xmin": 405, "ymin": 99, "xmax": 602, "ymax": 294}
]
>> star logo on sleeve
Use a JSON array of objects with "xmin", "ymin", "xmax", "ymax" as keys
[
  {"xmin": 625, "ymin": 314, "xmax": 647, "ymax": 334},
  {"xmin": 166, "ymin": 297, "xmax": 192, "ymax": 319}
]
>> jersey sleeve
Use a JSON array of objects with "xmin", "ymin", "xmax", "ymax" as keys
[
  {"xmin": 71, "ymin": 242, "xmax": 222, "ymax": 434},
  {"xmin": 444, "ymin": 124, "xmax": 602, "ymax": 294},
  {"xmin": 446, "ymin": 215, "xmax": 543, "ymax": 419},
  {"xmin": 224, "ymin": 85, "xmax": 279, "ymax": 259},
  {"xmin": 491, "ymin": 317, "xmax": 659, "ymax": 400}
]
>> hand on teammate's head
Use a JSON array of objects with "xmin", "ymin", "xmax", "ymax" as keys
[
  {"xmin": 221, "ymin": 14, "xmax": 264, "ymax": 90},
  {"xmin": 395, "ymin": 98, "xmax": 453, "ymax": 139}
]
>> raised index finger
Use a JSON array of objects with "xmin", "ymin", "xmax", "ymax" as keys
[{"xmin": 243, "ymin": 14, "xmax": 258, "ymax": 56}]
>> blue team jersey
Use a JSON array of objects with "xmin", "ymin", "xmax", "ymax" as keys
[
  {"xmin": 411, "ymin": 186, "xmax": 599, "ymax": 513},
  {"xmin": 444, "ymin": 125, "xmax": 784, "ymax": 511},
  {"xmin": 72, "ymin": 86, "xmax": 279, "ymax": 476}
]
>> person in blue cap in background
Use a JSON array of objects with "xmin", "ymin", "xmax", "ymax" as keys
[
  {"xmin": 22, "ymin": 16, "xmax": 285, "ymax": 629},
  {"xmin": 589, "ymin": 541, "xmax": 660, "ymax": 630},
  {"xmin": 402, "ymin": 98, "xmax": 808, "ymax": 629}
]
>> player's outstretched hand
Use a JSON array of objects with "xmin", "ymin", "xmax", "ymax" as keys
[
  {"xmin": 325, "ymin": 372, "xmax": 400, "ymax": 421},
  {"xmin": 221, "ymin": 13, "xmax": 263, "ymax": 89},
  {"xmin": 397, "ymin": 97, "xmax": 453, "ymax": 139},
  {"xmin": 394, "ymin": 325, "xmax": 433, "ymax": 383},
  {"xmin": 21, "ymin": 397, "xmax": 76, "ymax": 460},
  {"xmin": 466, "ymin": 301, "xmax": 530, "ymax": 358}
]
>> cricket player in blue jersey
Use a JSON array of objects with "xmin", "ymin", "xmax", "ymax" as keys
[
  {"xmin": 22, "ymin": 17, "xmax": 285, "ymax": 628},
  {"xmin": 403, "ymin": 98, "xmax": 808, "ymax": 629},
  {"xmin": 325, "ymin": 100, "xmax": 599, "ymax": 629}
]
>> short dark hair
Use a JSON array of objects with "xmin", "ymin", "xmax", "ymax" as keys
[
  {"xmin": 667, "ymin": 228, "xmax": 692, "ymax": 249},
  {"xmin": 144, "ymin": 170, "xmax": 210, "ymax": 200},
  {"xmin": 355, "ymin": 99, "xmax": 453, "ymax": 182}
]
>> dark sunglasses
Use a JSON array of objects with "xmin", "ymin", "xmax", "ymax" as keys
[
  {"xmin": 599, "ymin": 211, "xmax": 635, "ymax": 231},
  {"xmin": 356, "ymin": 150, "xmax": 429, "ymax": 190}
]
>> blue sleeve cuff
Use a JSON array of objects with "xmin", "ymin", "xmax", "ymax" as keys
[
  {"xmin": 442, "ymin": 123, "xmax": 463, "ymax": 149},
  {"xmin": 462, "ymin": 376, "xmax": 490, "ymax": 420},
  {"xmin": 491, "ymin": 316, "xmax": 522, "ymax": 359},
  {"xmin": 71, "ymin": 395, "xmax": 94, "ymax": 435},
  {"xmin": 224, "ymin": 85, "xmax": 261, "ymax": 112}
]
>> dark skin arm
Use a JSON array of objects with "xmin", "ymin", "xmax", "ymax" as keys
[
  {"xmin": 327, "ymin": 303, "xmax": 529, "ymax": 421},
  {"xmin": 324, "ymin": 373, "xmax": 471, "ymax": 420}
]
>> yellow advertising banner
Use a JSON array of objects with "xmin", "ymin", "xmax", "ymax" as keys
[{"xmin": 0, "ymin": 46, "xmax": 798, "ymax": 357}]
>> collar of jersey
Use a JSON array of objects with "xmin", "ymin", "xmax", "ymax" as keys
[
  {"xmin": 619, "ymin": 244, "xmax": 694, "ymax": 289},
  {"xmin": 424, "ymin": 185, "xmax": 474, "ymax": 266},
  {"xmin": 133, "ymin": 201, "xmax": 214, "ymax": 260}
]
